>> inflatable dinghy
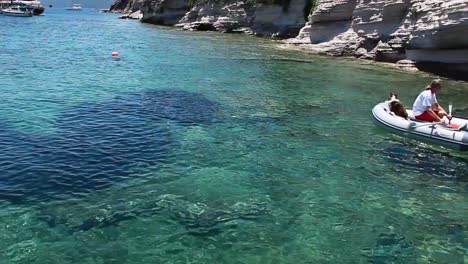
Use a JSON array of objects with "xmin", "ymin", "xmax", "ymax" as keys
[{"xmin": 372, "ymin": 102, "xmax": 468, "ymax": 151}]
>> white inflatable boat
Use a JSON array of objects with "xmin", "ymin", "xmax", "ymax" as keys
[{"xmin": 372, "ymin": 102, "xmax": 468, "ymax": 151}]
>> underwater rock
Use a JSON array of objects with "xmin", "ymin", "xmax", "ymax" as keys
[
  {"xmin": 38, "ymin": 194, "xmax": 269, "ymax": 236},
  {"xmin": 0, "ymin": 90, "xmax": 219, "ymax": 203},
  {"xmin": 154, "ymin": 195, "xmax": 269, "ymax": 235},
  {"xmin": 362, "ymin": 232, "xmax": 415, "ymax": 264},
  {"xmin": 380, "ymin": 142, "xmax": 468, "ymax": 179}
]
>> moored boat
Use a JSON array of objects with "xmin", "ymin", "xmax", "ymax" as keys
[
  {"xmin": 1, "ymin": 5, "xmax": 33, "ymax": 16},
  {"xmin": 66, "ymin": 4, "xmax": 82, "ymax": 11},
  {"xmin": 372, "ymin": 101, "xmax": 468, "ymax": 151},
  {"xmin": 0, "ymin": 0, "xmax": 44, "ymax": 15}
]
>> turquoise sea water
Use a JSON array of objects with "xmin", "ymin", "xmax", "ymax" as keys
[{"xmin": 0, "ymin": 9, "xmax": 467, "ymax": 264}]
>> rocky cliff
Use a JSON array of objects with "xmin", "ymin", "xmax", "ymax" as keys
[
  {"xmin": 110, "ymin": 0, "xmax": 468, "ymax": 79},
  {"xmin": 288, "ymin": 0, "xmax": 468, "ymax": 79},
  {"xmin": 110, "ymin": 0, "xmax": 310, "ymax": 38}
]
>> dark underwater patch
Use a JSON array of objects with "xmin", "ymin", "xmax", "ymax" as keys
[
  {"xmin": 380, "ymin": 141, "xmax": 468, "ymax": 180},
  {"xmin": 38, "ymin": 194, "xmax": 269, "ymax": 235},
  {"xmin": 0, "ymin": 90, "xmax": 219, "ymax": 203},
  {"xmin": 362, "ymin": 232, "xmax": 415, "ymax": 264}
]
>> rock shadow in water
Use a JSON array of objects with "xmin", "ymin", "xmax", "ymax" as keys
[
  {"xmin": 362, "ymin": 232, "xmax": 415, "ymax": 264},
  {"xmin": 380, "ymin": 142, "xmax": 468, "ymax": 180},
  {"xmin": 38, "ymin": 194, "xmax": 269, "ymax": 236},
  {"xmin": 0, "ymin": 90, "xmax": 219, "ymax": 203}
]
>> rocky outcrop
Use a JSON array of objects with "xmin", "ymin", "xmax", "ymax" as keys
[
  {"xmin": 139, "ymin": 0, "xmax": 191, "ymax": 25},
  {"xmin": 110, "ymin": 0, "xmax": 144, "ymax": 12},
  {"xmin": 175, "ymin": 1, "xmax": 255, "ymax": 33},
  {"xmin": 251, "ymin": 0, "xmax": 309, "ymax": 38},
  {"xmin": 111, "ymin": 0, "xmax": 309, "ymax": 38},
  {"xmin": 286, "ymin": 0, "xmax": 468, "ymax": 80},
  {"xmin": 174, "ymin": 0, "xmax": 309, "ymax": 37},
  {"xmin": 289, "ymin": 0, "xmax": 411, "ymax": 60},
  {"xmin": 407, "ymin": 0, "xmax": 468, "ymax": 49},
  {"xmin": 310, "ymin": 0, "xmax": 356, "ymax": 23},
  {"xmin": 110, "ymin": 0, "xmax": 190, "ymax": 25},
  {"xmin": 110, "ymin": 0, "xmax": 132, "ymax": 11},
  {"xmin": 405, "ymin": 0, "xmax": 468, "ymax": 78},
  {"xmin": 109, "ymin": 0, "xmax": 468, "ymax": 79},
  {"xmin": 119, "ymin": 10, "xmax": 143, "ymax": 19}
]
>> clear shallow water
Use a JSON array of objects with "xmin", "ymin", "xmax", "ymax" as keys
[{"xmin": 0, "ymin": 9, "xmax": 467, "ymax": 264}]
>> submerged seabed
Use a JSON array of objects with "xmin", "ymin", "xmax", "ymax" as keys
[{"xmin": 0, "ymin": 9, "xmax": 467, "ymax": 264}]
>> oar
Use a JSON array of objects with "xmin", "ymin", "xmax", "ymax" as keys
[
  {"xmin": 410, "ymin": 121, "xmax": 443, "ymax": 128},
  {"xmin": 448, "ymin": 103, "xmax": 452, "ymax": 125},
  {"xmin": 445, "ymin": 103, "xmax": 462, "ymax": 129}
]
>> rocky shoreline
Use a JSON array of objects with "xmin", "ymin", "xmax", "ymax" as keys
[{"xmin": 110, "ymin": 0, "xmax": 468, "ymax": 81}]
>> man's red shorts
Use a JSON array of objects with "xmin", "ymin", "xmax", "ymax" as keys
[{"xmin": 415, "ymin": 111, "xmax": 439, "ymax": 122}]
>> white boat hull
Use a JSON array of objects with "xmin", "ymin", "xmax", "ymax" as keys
[
  {"xmin": 372, "ymin": 102, "xmax": 468, "ymax": 151},
  {"xmin": 0, "ymin": 0, "xmax": 43, "ymax": 15},
  {"xmin": 66, "ymin": 4, "xmax": 82, "ymax": 11},
  {"xmin": 1, "ymin": 10, "xmax": 33, "ymax": 16}
]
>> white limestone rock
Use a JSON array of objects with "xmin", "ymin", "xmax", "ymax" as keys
[
  {"xmin": 112, "ymin": 0, "xmax": 468, "ymax": 75},
  {"xmin": 396, "ymin": 59, "xmax": 418, "ymax": 71},
  {"xmin": 407, "ymin": 0, "xmax": 468, "ymax": 49},
  {"xmin": 252, "ymin": 0, "xmax": 308, "ymax": 38},
  {"xmin": 139, "ymin": 0, "xmax": 190, "ymax": 26},
  {"xmin": 310, "ymin": 0, "xmax": 357, "ymax": 23},
  {"xmin": 355, "ymin": 47, "xmax": 367, "ymax": 57},
  {"xmin": 176, "ymin": 0, "xmax": 308, "ymax": 38},
  {"xmin": 175, "ymin": 1, "xmax": 252, "ymax": 32},
  {"xmin": 111, "ymin": 0, "xmax": 146, "ymax": 13},
  {"xmin": 288, "ymin": 0, "xmax": 468, "ymax": 70}
]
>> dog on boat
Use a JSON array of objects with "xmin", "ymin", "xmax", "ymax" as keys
[{"xmin": 388, "ymin": 93, "xmax": 408, "ymax": 119}]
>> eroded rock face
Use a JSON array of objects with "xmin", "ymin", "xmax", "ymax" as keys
[
  {"xmin": 289, "ymin": 0, "xmax": 412, "ymax": 61},
  {"xmin": 139, "ymin": 0, "xmax": 191, "ymax": 25},
  {"xmin": 175, "ymin": 1, "xmax": 254, "ymax": 33},
  {"xmin": 405, "ymin": 0, "xmax": 468, "ymax": 78},
  {"xmin": 110, "ymin": 0, "xmax": 132, "ymax": 12},
  {"xmin": 110, "ymin": 0, "xmax": 190, "ymax": 25},
  {"xmin": 310, "ymin": 0, "xmax": 356, "ymax": 23},
  {"xmin": 111, "ymin": 0, "xmax": 144, "ymax": 13},
  {"xmin": 408, "ymin": 0, "xmax": 468, "ymax": 49},
  {"xmin": 287, "ymin": 0, "xmax": 468, "ymax": 78},
  {"xmin": 175, "ymin": 0, "xmax": 308, "ymax": 37},
  {"xmin": 111, "ymin": 0, "xmax": 309, "ymax": 38},
  {"xmin": 110, "ymin": 0, "xmax": 468, "ymax": 78},
  {"xmin": 251, "ymin": 0, "xmax": 308, "ymax": 38}
]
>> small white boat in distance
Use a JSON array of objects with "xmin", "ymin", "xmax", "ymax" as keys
[
  {"xmin": 0, "ymin": 0, "xmax": 45, "ymax": 15},
  {"xmin": 372, "ymin": 101, "xmax": 468, "ymax": 151},
  {"xmin": 1, "ymin": 5, "xmax": 33, "ymax": 16},
  {"xmin": 66, "ymin": 4, "xmax": 82, "ymax": 11}
]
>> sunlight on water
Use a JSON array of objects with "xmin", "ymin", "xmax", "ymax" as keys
[{"xmin": 0, "ymin": 9, "xmax": 467, "ymax": 264}]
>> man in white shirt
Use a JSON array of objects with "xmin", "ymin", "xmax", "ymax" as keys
[{"xmin": 412, "ymin": 79, "xmax": 451, "ymax": 123}]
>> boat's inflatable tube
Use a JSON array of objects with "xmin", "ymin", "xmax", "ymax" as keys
[{"xmin": 372, "ymin": 102, "xmax": 468, "ymax": 151}]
